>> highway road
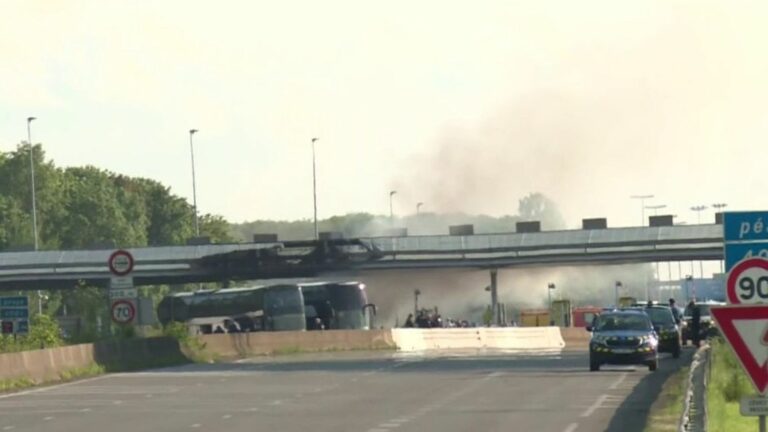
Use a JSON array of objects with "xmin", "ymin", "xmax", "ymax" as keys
[{"xmin": 0, "ymin": 348, "xmax": 692, "ymax": 432}]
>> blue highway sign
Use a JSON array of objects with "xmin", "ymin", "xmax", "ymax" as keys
[
  {"xmin": 0, "ymin": 297, "xmax": 28, "ymax": 308},
  {"xmin": 0, "ymin": 309, "xmax": 29, "ymax": 319},
  {"xmin": 724, "ymin": 211, "xmax": 768, "ymax": 242}
]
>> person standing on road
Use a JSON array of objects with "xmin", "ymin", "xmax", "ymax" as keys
[
  {"xmin": 688, "ymin": 300, "xmax": 701, "ymax": 347},
  {"xmin": 404, "ymin": 314, "xmax": 415, "ymax": 328},
  {"xmin": 669, "ymin": 298, "xmax": 682, "ymax": 325}
]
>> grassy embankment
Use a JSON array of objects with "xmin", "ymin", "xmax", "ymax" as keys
[{"xmin": 707, "ymin": 337, "xmax": 760, "ymax": 432}]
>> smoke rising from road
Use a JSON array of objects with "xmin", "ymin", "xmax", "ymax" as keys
[{"xmin": 363, "ymin": 264, "xmax": 655, "ymax": 327}]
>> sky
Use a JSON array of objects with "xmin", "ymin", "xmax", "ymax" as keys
[{"xmin": 1, "ymin": 1, "xmax": 767, "ymax": 227}]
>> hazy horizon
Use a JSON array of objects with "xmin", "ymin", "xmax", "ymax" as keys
[{"xmin": 2, "ymin": 1, "xmax": 765, "ymax": 227}]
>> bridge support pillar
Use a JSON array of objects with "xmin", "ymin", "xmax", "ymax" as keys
[{"xmin": 490, "ymin": 269, "xmax": 499, "ymax": 326}]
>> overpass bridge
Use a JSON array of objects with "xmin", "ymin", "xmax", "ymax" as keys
[{"xmin": 0, "ymin": 224, "xmax": 724, "ymax": 291}]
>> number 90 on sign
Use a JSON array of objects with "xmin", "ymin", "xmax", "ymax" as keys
[{"xmin": 727, "ymin": 259, "xmax": 768, "ymax": 304}]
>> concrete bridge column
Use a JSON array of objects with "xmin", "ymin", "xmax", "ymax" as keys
[{"xmin": 490, "ymin": 269, "xmax": 499, "ymax": 326}]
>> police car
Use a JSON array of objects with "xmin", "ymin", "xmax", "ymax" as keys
[{"xmin": 588, "ymin": 309, "xmax": 659, "ymax": 372}]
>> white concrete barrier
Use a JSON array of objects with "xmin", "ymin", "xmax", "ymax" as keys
[{"xmin": 391, "ymin": 327, "xmax": 565, "ymax": 351}]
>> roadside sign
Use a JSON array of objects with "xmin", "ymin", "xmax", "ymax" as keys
[
  {"xmin": 0, "ymin": 296, "xmax": 29, "ymax": 335},
  {"xmin": 111, "ymin": 299, "xmax": 136, "ymax": 324},
  {"xmin": 109, "ymin": 276, "xmax": 134, "ymax": 290},
  {"xmin": 711, "ymin": 305, "xmax": 768, "ymax": 395},
  {"xmin": 0, "ymin": 309, "xmax": 28, "ymax": 319},
  {"xmin": 0, "ymin": 297, "xmax": 28, "ymax": 308},
  {"xmin": 108, "ymin": 250, "xmax": 134, "ymax": 276},
  {"xmin": 109, "ymin": 288, "xmax": 138, "ymax": 299},
  {"xmin": 725, "ymin": 212, "xmax": 768, "ymax": 242},
  {"xmin": 741, "ymin": 396, "xmax": 768, "ymax": 416},
  {"xmin": 724, "ymin": 212, "xmax": 768, "ymax": 278},
  {"xmin": 727, "ymin": 259, "xmax": 768, "ymax": 304}
]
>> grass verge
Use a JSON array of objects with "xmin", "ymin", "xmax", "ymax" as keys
[
  {"xmin": 707, "ymin": 337, "xmax": 758, "ymax": 432},
  {"xmin": 0, "ymin": 363, "xmax": 106, "ymax": 393},
  {"xmin": 643, "ymin": 366, "xmax": 689, "ymax": 432}
]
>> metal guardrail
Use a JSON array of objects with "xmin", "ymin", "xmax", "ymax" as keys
[{"xmin": 680, "ymin": 344, "xmax": 710, "ymax": 432}]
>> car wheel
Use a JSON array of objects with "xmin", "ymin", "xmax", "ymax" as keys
[
  {"xmin": 648, "ymin": 360, "xmax": 658, "ymax": 371},
  {"xmin": 590, "ymin": 356, "xmax": 600, "ymax": 372}
]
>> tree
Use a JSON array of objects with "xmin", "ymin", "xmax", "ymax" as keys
[{"xmin": 518, "ymin": 193, "xmax": 567, "ymax": 230}]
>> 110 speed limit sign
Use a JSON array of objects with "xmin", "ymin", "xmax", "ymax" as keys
[
  {"xmin": 111, "ymin": 299, "xmax": 136, "ymax": 324},
  {"xmin": 727, "ymin": 258, "xmax": 768, "ymax": 304}
]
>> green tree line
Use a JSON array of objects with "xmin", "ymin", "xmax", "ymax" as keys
[{"xmin": 0, "ymin": 143, "xmax": 232, "ymax": 342}]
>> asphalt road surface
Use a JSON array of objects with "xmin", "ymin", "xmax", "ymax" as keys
[{"xmin": 0, "ymin": 348, "xmax": 693, "ymax": 432}]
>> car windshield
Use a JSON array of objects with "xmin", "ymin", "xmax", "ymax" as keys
[
  {"xmin": 596, "ymin": 314, "xmax": 651, "ymax": 332},
  {"xmin": 645, "ymin": 308, "xmax": 675, "ymax": 325}
]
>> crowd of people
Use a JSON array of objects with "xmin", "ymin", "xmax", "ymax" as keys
[{"xmin": 402, "ymin": 309, "xmax": 477, "ymax": 329}]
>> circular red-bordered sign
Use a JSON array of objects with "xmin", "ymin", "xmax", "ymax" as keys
[
  {"xmin": 726, "ymin": 258, "xmax": 768, "ymax": 304},
  {"xmin": 108, "ymin": 250, "xmax": 134, "ymax": 276},
  {"xmin": 111, "ymin": 299, "xmax": 136, "ymax": 324}
]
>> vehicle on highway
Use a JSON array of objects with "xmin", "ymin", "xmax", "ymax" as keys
[
  {"xmin": 157, "ymin": 285, "xmax": 307, "ymax": 332},
  {"xmin": 300, "ymin": 281, "xmax": 374, "ymax": 330},
  {"xmin": 636, "ymin": 305, "xmax": 682, "ymax": 358},
  {"xmin": 588, "ymin": 309, "xmax": 658, "ymax": 372},
  {"xmin": 682, "ymin": 300, "xmax": 724, "ymax": 345},
  {"xmin": 157, "ymin": 281, "xmax": 374, "ymax": 333}
]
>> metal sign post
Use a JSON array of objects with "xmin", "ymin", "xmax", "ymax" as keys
[{"xmin": 107, "ymin": 250, "xmax": 136, "ymax": 327}]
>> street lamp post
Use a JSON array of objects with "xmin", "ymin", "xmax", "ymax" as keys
[
  {"xmin": 615, "ymin": 281, "xmax": 623, "ymax": 307},
  {"xmin": 645, "ymin": 204, "xmax": 667, "ymax": 216},
  {"xmin": 690, "ymin": 205, "xmax": 708, "ymax": 224},
  {"xmin": 27, "ymin": 117, "xmax": 39, "ymax": 250},
  {"xmin": 631, "ymin": 194, "xmax": 654, "ymax": 226},
  {"xmin": 416, "ymin": 202, "xmax": 424, "ymax": 214},
  {"xmin": 312, "ymin": 138, "xmax": 319, "ymax": 240},
  {"xmin": 389, "ymin": 190, "xmax": 397, "ymax": 220},
  {"xmin": 189, "ymin": 129, "xmax": 200, "ymax": 237},
  {"xmin": 27, "ymin": 117, "xmax": 43, "ymax": 315}
]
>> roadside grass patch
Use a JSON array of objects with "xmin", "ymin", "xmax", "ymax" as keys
[
  {"xmin": 708, "ymin": 337, "xmax": 756, "ymax": 432},
  {"xmin": 644, "ymin": 366, "xmax": 689, "ymax": 432}
]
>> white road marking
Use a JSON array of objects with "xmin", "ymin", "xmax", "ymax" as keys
[
  {"xmin": 610, "ymin": 373, "xmax": 628, "ymax": 390},
  {"xmin": 190, "ymin": 424, "xmax": 201, "ymax": 428},
  {"xmin": 379, "ymin": 423, "xmax": 401, "ymax": 428},
  {"xmin": 113, "ymin": 400, "xmax": 123, "ymax": 405},
  {"xmin": 3, "ymin": 426, "xmax": 15, "ymax": 430},
  {"xmin": 81, "ymin": 408, "xmax": 92, "ymax": 412},
  {"xmin": 43, "ymin": 417, "xmax": 54, "ymax": 421},
  {"xmin": 390, "ymin": 418, "xmax": 409, "ymax": 423},
  {"xmin": 563, "ymin": 423, "xmax": 579, "ymax": 432},
  {"xmin": 0, "ymin": 375, "xmax": 109, "ymax": 400},
  {"xmin": 222, "ymin": 414, "xmax": 232, "ymax": 419},
  {"xmin": 581, "ymin": 394, "xmax": 609, "ymax": 418},
  {"xmin": 367, "ymin": 429, "xmax": 389, "ymax": 432}
]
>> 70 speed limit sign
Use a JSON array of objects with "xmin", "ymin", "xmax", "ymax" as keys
[
  {"xmin": 111, "ymin": 299, "xmax": 136, "ymax": 324},
  {"xmin": 726, "ymin": 258, "xmax": 768, "ymax": 304}
]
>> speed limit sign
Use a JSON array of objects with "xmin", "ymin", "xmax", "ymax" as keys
[
  {"xmin": 108, "ymin": 250, "xmax": 134, "ymax": 276},
  {"xmin": 111, "ymin": 299, "xmax": 136, "ymax": 324},
  {"xmin": 726, "ymin": 258, "xmax": 768, "ymax": 304}
]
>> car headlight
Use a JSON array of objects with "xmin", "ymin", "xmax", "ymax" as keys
[{"xmin": 640, "ymin": 336, "xmax": 658, "ymax": 347}]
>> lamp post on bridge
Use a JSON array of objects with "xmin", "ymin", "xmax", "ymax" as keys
[
  {"xmin": 312, "ymin": 138, "xmax": 319, "ymax": 240},
  {"xmin": 630, "ymin": 194, "xmax": 654, "ymax": 226},
  {"xmin": 389, "ymin": 190, "xmax": 397, "ymax": 220},
  {"xmin": 690, "ymin": 205, "xmax": 708, "ymax": 224},
  {"xmin": 416, "ymin": 202, "xmax": 424, "ymax": 215},
  {"xmin": 614, "ymin": 281, "xmax": 623, "ymax": 307}
]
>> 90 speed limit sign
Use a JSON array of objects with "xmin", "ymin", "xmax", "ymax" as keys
[
  {"xmin": 726, "ymin": 258, "xmax": 768, "ymax": 304},
  {"xmin": 111, "ymin": 299, "xmax": 136, "ymax": 324}
]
